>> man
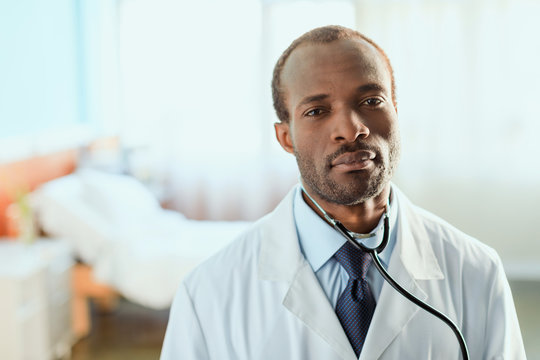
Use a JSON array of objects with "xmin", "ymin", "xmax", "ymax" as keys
[{"xmin": 161, "ymin": 25, "xmax": 526, "ymax": 359}]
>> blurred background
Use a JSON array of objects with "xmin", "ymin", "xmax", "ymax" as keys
[{"xmin": 0, "ymin": 0, "xmax": 539, "ymax": 359}]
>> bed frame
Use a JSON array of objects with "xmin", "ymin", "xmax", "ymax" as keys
[{"xmin": 0, "ymin": 150, "xmax": 77, "ymax": 236}]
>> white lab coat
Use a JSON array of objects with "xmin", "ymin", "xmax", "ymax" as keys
[{"xmin": 161, "ymin": 185, "xmax": 526, "ymax": 359}]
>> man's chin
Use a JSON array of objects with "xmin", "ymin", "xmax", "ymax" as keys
[
  {"xmin": 315, "ymin": 183, "xmax": 373, "ymax": 206},
  {"xmin": 329, "ymin": 169, "xmax": 375, "ymax": 189},
  {"xmin": 322, "ymin": 175, "xmax": 388, "ymax": 205}
]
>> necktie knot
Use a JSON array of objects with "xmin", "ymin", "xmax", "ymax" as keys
[{"xmin": 334, "ymin": 241, "xmax": 372, "ymax": 280}]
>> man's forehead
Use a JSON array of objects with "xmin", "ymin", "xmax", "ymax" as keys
[
  {"xmin": 283, "ymin": 38, "xmax": 381, "ymax": 76},
  {"xmin": 281, "ymin": 38, "xmax": 390, "ymax": 98}
]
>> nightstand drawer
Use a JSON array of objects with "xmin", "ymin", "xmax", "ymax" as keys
[{"xmin": 0, "ymin": 239, "xmax": 74, "ymax": 360}]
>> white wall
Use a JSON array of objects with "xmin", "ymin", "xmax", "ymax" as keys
[{"xmin": 396, "ymin": 178, "xmax": 540, "ymax": 279}]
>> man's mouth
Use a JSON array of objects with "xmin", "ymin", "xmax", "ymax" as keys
[{"xmin": 331, "ymin": 150, "xmax": 376, "ymax": 171}]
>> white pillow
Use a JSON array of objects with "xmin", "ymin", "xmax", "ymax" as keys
[
  {"xmin": 31, "ymin": 174, "xmax": 113, "ymax": 263},
  {"xmin": 77, "ymin": 169, "xmax": 161, "ymax": 224}
]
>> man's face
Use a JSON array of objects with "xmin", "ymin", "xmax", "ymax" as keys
[{"xmin": 275, "ymin": 39, "xmax": 401, "ymax": 206}]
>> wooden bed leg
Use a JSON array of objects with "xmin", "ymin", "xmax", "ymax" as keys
[
  {"xmin": 71, "ymin": 264, "xmax": 119, "ymax": 339},
  {"xmin": 72, "ymin": 287, "xmax": 91, "ymax": 339}
]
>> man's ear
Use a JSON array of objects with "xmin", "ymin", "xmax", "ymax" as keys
[{"xmin": 274, "ymin": 122, "xmax": 294, "ymax": 154}]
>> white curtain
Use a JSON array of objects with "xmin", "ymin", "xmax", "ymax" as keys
[
  {"xmin": 351, "ymin": 0, "xmax": 540, "ymax": 274},
  {"xmin": 117, "ymin": 0, "xmax": 357, "ymax": 219},
  {"xmin": 116, "ymin": 0, "xmax": 540, "ymax": 273},
  {"xmin": 117, "ymin": 0, "xmax": 540, "ymax": 178},
  {"xmin": 118, "ymin": 0, "xmax": 264, "ymax": 160},
  {"xmin": 354, "ymin": 0, "xmax": 540, "ymax": 183}
]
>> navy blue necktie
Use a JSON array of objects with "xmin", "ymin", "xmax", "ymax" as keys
[{"xmin": 334, "ymin": 241, "xmax": 376, "ymax": 357}]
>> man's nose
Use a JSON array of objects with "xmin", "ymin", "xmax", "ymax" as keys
[{"xmin": 331, "ymin": 109, "xmax": 370, "ymax": 143}]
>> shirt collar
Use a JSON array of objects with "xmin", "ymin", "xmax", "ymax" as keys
[{"xmin": 293, "ymin": 184, "xmax": 398, "ymax": 272}]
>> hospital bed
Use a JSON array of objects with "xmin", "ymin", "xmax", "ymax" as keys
[
  {"xmin": 30, "ymin": 168, "xmax": 250, "ymax": 310},
  {"xmin": 0, "ymin": 149, "xmax": 250, "ymax": 339}
]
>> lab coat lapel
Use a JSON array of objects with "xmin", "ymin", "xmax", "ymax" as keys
[
  {"xmin": 258, "ymin": 187, "xmax": 357, "ymax": 360},
  {"xmin": 359, "ymin": 246, "xmax": 426, "ymax": 360},
  {"xmin": 283, "ymin": 262, "xmax": 358, "ymax": 360},
  {"xmin": 359, "ymin": 187, "xmax": 444, "ymax": 360}
]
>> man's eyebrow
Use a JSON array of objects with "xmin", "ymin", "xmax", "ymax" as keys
[
  {"xmin": 297, "ymin": 94, "xmax": 329, "ymax": 109},
  {"xmin": 356, "ymin": 83, "xmax": 387, "ymax": 94},
  {"xmin": 296, "ymin": 84, "xmax": 388, "ymax": 109}
]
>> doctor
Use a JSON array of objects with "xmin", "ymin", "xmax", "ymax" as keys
[{"xmin": 161, "ymin": 25, "xmax": 526, "ymax": 359}]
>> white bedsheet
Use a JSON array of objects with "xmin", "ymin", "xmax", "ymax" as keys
[
  {"xmin": 93, "ymin": 213, "xmax": 250, "ymax": 309},
  {"xmin": 31, "ymin": 170, "xmax": 250, "ymax": 309}
]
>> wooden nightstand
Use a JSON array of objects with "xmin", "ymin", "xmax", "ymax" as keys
[{"xmin": 0, "ymin": 238, "xmax": 74, "ymax": 360}]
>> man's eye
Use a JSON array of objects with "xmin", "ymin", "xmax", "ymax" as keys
[
  {"xmin": 305, "ymin": 108, "xmax": 324, "ymax": 117},
  {"xmin": 363, "ymin": 98, "xmax": 383, "ymax": 106}
]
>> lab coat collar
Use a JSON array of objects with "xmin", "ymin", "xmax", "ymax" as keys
[
  {"xmin": 258, "ymin": 183, "xmax": 444, "ymax": 360},
  {"xmin": 258, "ymin": 184, "xmax": 443, "ymax": 282},
  {"xmin": 257, "ymin": 186, "xmax": 304, "ymax": 283},
  {"xmin": 359, "ymin": 185, "xmax": 444, "ymax": 360},
  {"xmin": 293, "ymin": 185, "xmax": 397, "ymax": 273},
  {"xmin": 393, "ymin": 185, "xmax": 444, "ymax": 281},
  {"xmin": 258, "ymin": 186, "xmax": 358, "ymax": 359}
]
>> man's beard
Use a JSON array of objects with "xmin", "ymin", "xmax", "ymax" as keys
[{"xmin": 294, "ymin": 133, "xmax": 401, "ymax": 206}]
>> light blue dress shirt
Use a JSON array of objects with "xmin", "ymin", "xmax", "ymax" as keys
[{"xmin": 293, "ymin": 186, "xmax": 398, "ymax": 307}]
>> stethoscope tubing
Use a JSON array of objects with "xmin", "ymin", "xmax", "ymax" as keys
[
  {"xmin": 300, "ymin": 184, "xmax": 470, "ymax": 359},
  {"xmin": 340, "ymin": 217, "xmax": 470, "ymax": 360},
  {"xmin": 369, "ymin": 249, "xmax": 470, "ymax": 360}
]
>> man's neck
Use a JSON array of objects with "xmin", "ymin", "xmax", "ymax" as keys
[{"xmin": 301, "ymin": 185, "xmax": 390, "ymax": 234}]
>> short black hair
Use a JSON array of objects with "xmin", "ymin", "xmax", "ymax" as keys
[{"xmin": 271, "ymin": 25, "xmax": 397, "ymax": 123}]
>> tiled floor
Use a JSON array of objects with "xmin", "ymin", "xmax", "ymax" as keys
[
  {"xmin": 71, "ymin": 300, "xmax": 168, "ymax": 360},
  {"xmin": 510, "ymin": 280, "xmax": 540, "ymax": 360},
  {"xmin": 72, "ymin": 280, "xmax": 539, "ymax": 359}
]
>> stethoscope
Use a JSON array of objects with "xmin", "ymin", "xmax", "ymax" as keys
[{"xmin": 300, "ymin": 184, "xmax": 470, "ymax": 360}]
